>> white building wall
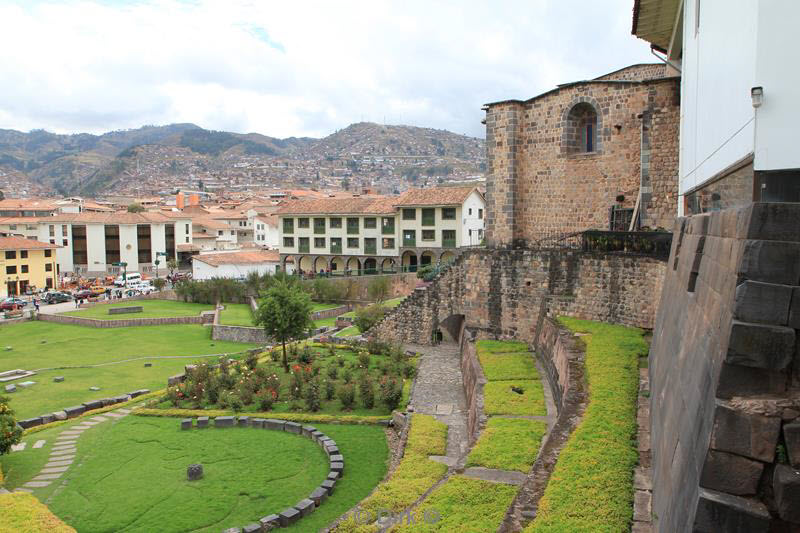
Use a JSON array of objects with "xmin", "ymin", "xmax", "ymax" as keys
[
  {"xmin": 461, "ymin": 191, "xmax": 486, "ymax": 246},
  {"xmin": 86, "ymin": 224, "xmax": 107, "ymax": 272},
  {"xmin": 679, "ymin": 0, "xmax": 758, "ymax": 197},
  {"xmin": 192, "ymin": 261, "xmax": 284, "ymax": 281},
  {"xmin": 119, "ymin": 224, "xmax": 139, "ymax": 268},
  {"xmin": 398, "ymin": 207, "xmax": 460, "ymax": 248},
  {"xmin": 150, "ymin": 224, "xmax": 167, "ymax": 273},
  {"xmin": 753, "ymin": 1, "xmax": 800, "ymax": 172},
  {"xmin": 175, "ymin": 219, "xmax": 192, "ymax": 247}
]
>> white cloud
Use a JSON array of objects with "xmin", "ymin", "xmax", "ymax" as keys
[{"xmin": 0, "ymin": 0, "xmax": 655, "ymax": 138}]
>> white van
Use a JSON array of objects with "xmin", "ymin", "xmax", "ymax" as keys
[{"xmin": 114, "ymin": 272, "xmax": 142, "ymax": 287}]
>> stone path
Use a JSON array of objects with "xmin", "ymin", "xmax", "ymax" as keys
[
  {"xmin": 15, "ymin": 409, "xmax": 129, "ymax": 492},
  {"xmin": 407, "ymin": 342, "xmax": 469, "ymax": 464}
]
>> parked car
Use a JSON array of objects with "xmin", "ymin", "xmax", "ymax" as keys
[
  {"xmin": 114, "ymin": 272, "xmax": 142, "ymax": 287},
  {"xmin": 90, "ymin": 285, "xmax": 108, "ymax": 296},
  {"xmin": 0, "ymin": 298, "xmax": 28, "ymax": 311},
  {"xmin": 43, "ymin": 292, "xmax": 73, "ymax": 304},
  {"xmin": 73, "ymin": 289, "xmax": 93, "ymax": 300}
]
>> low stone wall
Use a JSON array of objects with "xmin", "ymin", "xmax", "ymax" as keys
[
  {"xmin": 460, "ymin": 331, "xmax": 487, "ymax": 447},
  {"xmin": 16, "ymin": 389, "xmax": 150, "ymax": 430},
  {"xmin": 312, "ymin": 305, "xmax": 349, "ymax": 321},
  {"xmin": 532, "ymin": 318, "xmax": 576, "ymax": 412},
  {"xmin": 181, "ymin": 416, "xmax": 343, "ymax": 530},
  {"xmin": 300, "ymin": 272, "xmax": 418, "ymax": 302},
  {"xmin": 78, "ymin": 290, "xmax": 180, "ymax": 309},
  {"xmin": 38, "ymin": 312, "xmax": 211, "ymax": 328},
  {"xmin": 211, "ymin": 324, "xmax": 269, "ymax": 344}
]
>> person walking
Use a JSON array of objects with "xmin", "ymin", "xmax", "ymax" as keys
[{"xmin": 33, "ymin": 298, "xmax": 39, "ymax": 313}]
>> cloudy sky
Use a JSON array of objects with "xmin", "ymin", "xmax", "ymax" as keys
[{"xmin": 0, "ymin": 0, "xmax": 654, "ymax": 139}]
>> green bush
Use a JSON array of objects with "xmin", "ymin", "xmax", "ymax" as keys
[
  {"xmin": 379, "ymin": 376, "xmax": 403, "ymax": 410},
  {"xmin": 359, "ymin": 376, "xmax": 375, "ymax": 409},
  {"xmin": 354, "ymin": 305, "xmax": 386, "ymax": 334},
  {"xmin": 0, "ymin": 395, "xmax": 23, "ymax": 456},
  {"xmin": 338, "ymin": 383, "xmax": 356, "ymax": 410},
  {"xmin": 305, "ymin": 379, "xmax": 322, "ymax": 412},
  {"xmin": 526, "ymin": 318, "xmax": 647, "ymax": 532}
]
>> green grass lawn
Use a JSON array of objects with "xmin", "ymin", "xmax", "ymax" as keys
[
  {"xmin": 335, "ymin": 325, "xmax": 361, "ymax": 337},
  {"xmin": 0, "ymin": 321, "xmax": 257, "ymax": 419},
  {"xmin": 478, "ymin": 352, "xmax": 539, "ymax": 381},
  {"xmin": 313, "ymin": 316, "xmax": 337, "ymax": 329},
  {"xmin": 2, "ymin": 416, "xmax": 387, "ymax": 533},
  {"xmin": 466, "ymin": 418, "xmax": 547, "ymax": 472},
  {"xmin": 338, "ymin": 296, "xmax": 405, "ymax": 321},
  {"xmin": 483, "ymin": 380, "xmax": 546, "ymax": 416},
  {"xmin": 0, "ymin": 492, "xmax": 74, "ymax": 533},
  {"xmin": 526, "ymin": 318, "xmax": 647, "ymax": 532},
  {"xmin": 475, "ymin": 339, "xmax": 529, "ymax": 354},
  {"xmin": 311, "ymin": 302, "xmax": 341, "ymax": 312},
  {"xmin": 62, "ymin": 299, "xmax": 213, "ymax": 320},
  {"xmin": 219, "ymin": 303, "xmax": 255, "ymax": 326},
  {"xmin": 391, "ymin": 475, "xmax": 518, "ymax": 532}
]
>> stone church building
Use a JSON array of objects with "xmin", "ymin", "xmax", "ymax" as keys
[{"xmin": 483, "ymin": 63, "xmax": 680, "ymax": 247}]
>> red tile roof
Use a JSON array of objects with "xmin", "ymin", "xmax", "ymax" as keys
[
  {"xmin": 394, "ymin": 187, "xmax": 479, "ymax": 206},
  {"xmin": 276, "ymin": 196, "xmax": 396, "ymax": 215},
  {"xmin": 0, "ymin": 236, "xmax": 60, "ymax": 250},
  {"xmin": 192, "ymin": 249, "xmax": 281, "ymax": 266}
]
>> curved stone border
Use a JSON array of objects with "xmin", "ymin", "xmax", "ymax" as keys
[
  {"xmin": 16, "ymin": 389, "xmax": 150, "ymax": 430},
  {"xmin": 39, "ymin": 311, "xmax": 215, "ymax": 328},
  {"xmin": 181, "ymin": 415, "xmax": 344, "ymax": 532}
]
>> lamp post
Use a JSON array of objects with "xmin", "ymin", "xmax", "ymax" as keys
[{"xmin": 155, "ymin": 252, "xmax": 167, "ymax": 280}]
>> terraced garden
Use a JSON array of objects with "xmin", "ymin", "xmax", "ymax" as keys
[{"xmin": 62, "ymin": 299, "xmax": 214, "ymax": 320}]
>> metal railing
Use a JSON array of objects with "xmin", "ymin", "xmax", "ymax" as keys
[{"xmin": 528, "ymin": 230, "xmax": 672, "ymax": 258}]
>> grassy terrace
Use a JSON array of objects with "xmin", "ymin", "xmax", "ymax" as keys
[
  {"xmin": 467, "ymin": 418, "xmax": 547, "ymax": 472},
  {"xmin": 0, "ymin": 321, "xmax": 256, "ymax": 419},
  {"xmin": 62, "ymin": 299, "xmax": 213, "ymax": 320},
  {"xmin": 0, "ymin": 492, "xmax": 74, "ymax": 533},
  {"xmin": 526, "ymin": 318, "xmax": 647, "ymax": 532},
  {"xmin": 1, "ymin": 416, "xmax": 388, "ymax": 533},
  {"xmin": 219, "ymin": 303, "xmax": 255, "ymax": 326}
]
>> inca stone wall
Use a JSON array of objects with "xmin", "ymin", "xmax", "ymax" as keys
[
  {"xmin": 372, "ymin": 248, "xmax": 666, "ymax": 345},
  {"xmin": 484, "ymin": 68, "xmax": 679, "ymax": 246},
  {"xmin": 649, "ymin": 203, "xmax": 800, "ymax": 532}
]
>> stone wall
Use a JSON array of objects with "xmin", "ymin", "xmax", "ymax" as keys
[
  {"xmin": 649, "ymin": 203, "xmax": 800, "ymax": 532},
  {"xmin": 686, "ymin": 159, "xmax": 755, "ymax": 215},
  {"xmin": 372, "ymin": 248, "xmax": 666, "ymax": 345},
  {"xmin": 484, "ymin": 75, "xmax": 679, "ymax": 247},
  {"xmin": 312, "ymin": 306, "xmax": 349, "ymax": 320},
  {"xmin": 299, "ymin": 272, "xmax": 418, "ymax": 303},
  {"xmin": 38, "ymin": 312, "xmax": 213, "ymax": 328},
  {"xmin": 211, "ymin": 324, "xmax": 269, "ymax": 344},
  {"xmin": 460, "ymin": 330, "xmax": 487, "ymax": 446},
  {"xmin": 78, "ymin": 290, "xmax": 181, "ymax": 308}
]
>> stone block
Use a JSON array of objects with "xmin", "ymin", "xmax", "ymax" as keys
[
  {"xmin": 283, "ymin": 421, "xmax": 302, "ymax": 434},
  {"xmin": 294, "ymin": 498, "xmax": 315, "ymax": 517},
  {"xmin": 250, "ymin": 418, "xmax": 265, "ymax": 429},
  {"xmin": 237, "ymin": 416, "xmax": 249, "ymax": 427},
  {"xmin": 716, "ymin": 363, "xmax": 787, "ymax": 398},
  {"xmin": 693, "ymin": 488, "xmax": 770, "ymax": 533},
  {"xmin": 726, "ymin": 321, "xmax": 795, "ymax": 370},
  {"xmin": 711, "ymin": 403, "xmax": 781, "ymax": 462},
  {"xmin": 222, "ymin": 528, "xmax": 241, "ymax": 533},
  {"xmin": 242, "ymin": 524, "xmax": 261, "ymax": 533},
  {"xmin": 700, "ymin": 450, "xmax": 764, "ymax": 495},
  {"xmin": 327, "ymin": 471, "xmax": 340, "ymax": 482},
  {"xmin": 311, "ymin": 430, "xmax": 324, "ymax": 442},
  {"xmin": 64, "ymin": 405, "xmax": 85, "ymax": 418},
  {"xmin": 128, "ymin": 389, "xmax": 149, "ymax": 398},
  {"xmin": 785, "ymin": 421, "xmax": 800, "ymax": 468},
  {"xmin": 741, "ymin": 203, "xmax": 800, "ymax": 242},
  {"xmin": 330, "ymin": 462, "xmax": 343, "ymax": 475},
  {"xmin": 187, "ymin": 464, "xmax": 203, "ymax": 481},
  {"xmin": 4, "ymin": 384, "xmax": 15, "ymax": 393},
  {"xmin": 773, "ymin": 464, "xmax": 800, "ymax": 524},
  {"xmin": 734, "ymin": 281, "xmax": 793, "ymax": 325},
  {"xmin": 263, "ymin": 419, "xmax": 283, "ymax": 431},
  {"xmin": 144, "ymin": 362, "xmax": 152, "ymax": 367},
  {"xmin": 40, "ymin": 414, "xmax": 55, "ymax": 425},
  {"xmin": 82, "ymin": 400, "xmax": 104, "ymax": 411},
  {"xmin": 88, "ymin": 386, "xmax": 100, "ymax": 391},
  {"xmin": 52, "ymin": 411, "xmax": 67, "ymax": 421},
  {"xmin": 259, "ymin": 514, "xmax": 280, "ymax": 531},
  {"xmin": 181, "ymin": 419, "xmax": 192, "ymax": 430},
  {"xmin": 18, "ymin": 417, "xmax": 42, "ymax": 429},
  {"xmin": 325, "ymin": 445, "xmax": 339, "ymax": 456},
  {"xmin": 167, "ymin": 374, "xmax": 185, "ymax": 387},
  {"xmin": 214, "ymin": 416, "xmax": 235, "ymax": 428},
  {"xmin": 301, "ymin": 425, "xmax": 316, "ymax": 438},
  {"xmin": 790, "ymin": 288, "xmax": 800, "ymax": 329},
  {"xmin": 278, "ymin": 507, "xmax": 300, "ymax": 527},
  {"xmin": 738, "ymin": 240, "xmax": 800, "ymax": 285},
  {"xmin": 196, "ymin": 416, "xmax": 209, "ymax": 428},
  {"xmin": 309, "ymin": 487, "xmax": 328, "ymax": 506},
  {"xmin": 53, "ymin": 376, "xmax": 64, "ymax": 382},
  {"xmin": 112, "ymin": 395, "xmax": 130, "ymax": 404},
  {"xmin": 329, "ymin": 454, "xmax": 344, "ymax": 465},
  {"xmin": 320, "ymin": 479, "xmax": 335, "ymax": 495}
]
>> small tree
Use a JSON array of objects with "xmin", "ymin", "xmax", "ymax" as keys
[
  {"xmin": 152, "ymin": 278, "xmax": 166, "ymax": 291},
  {"xmin": 353, "ymin": 304, "xmax": 386, "ymax": 334},
  {"xmin": 254, "ymin": 281, "xmax": 313, "ymax": 372},
  {"xmin": 0, "ymin": 395, "xmax": 22, "ymax": 455},
  {"xmin": 166, "ymin": 258, "xmax": 178, "ymax": 277},
  {"xmin": 367, "ymin": 276, "xmax": 390, "ymax": 303},
  {"xmin": 127, "ymin": 203, "xmax": 145, "ymax": 213}
]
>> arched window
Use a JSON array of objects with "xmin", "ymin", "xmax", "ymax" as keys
[{"xmin": 565, "ymin": 102, "xmax": 598, "ymax": 154}]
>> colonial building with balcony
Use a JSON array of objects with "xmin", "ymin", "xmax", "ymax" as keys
[{"xmin": 276, "ymin": 187, "xmax": 485, "ymax": 275}]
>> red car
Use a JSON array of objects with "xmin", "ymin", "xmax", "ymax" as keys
[
  {"xmin": 73, "ymin": 289, "xmax": 92, "ymax": 300},
  {"xmin": 0, "ymin": 298, "xmax": 28, "ymax": 311}
]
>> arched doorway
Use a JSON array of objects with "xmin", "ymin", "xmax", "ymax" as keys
[
  {"xmin": 346, "ymin": 257, "xmax": 361, "ymax": 275},
  {"xmin": 363, "ymin": 257, "xmax": 378, "ymax": 274},
  {"xmin": 330, "ymin": 256, "xmax": 344, "ymax": 274},
  {"xmin": 420, "ymin": 251, "xmax": 435, "ymax": 267},
  {"xmin": 401, "ymin": 251, "xmax": 418, "ymax": 273},
  {"xmin": 314, "ymin": 256, "xmax": 329, "ymax": 274},
  {"xmin": 299, "ymin": 255, "xmax": 313, "ymax": 274},
  {"xmin": 439, "ymin": 314, "xmax": 465, "ymax": 343},
  {"xmin": 439, "ymin": 251, "xmax": 455, "ymax": 264},
  {"xmin": 281, "ymin": 255, "xmax": 294, "ymax": 274},
  {"xmin": 380, "ymin": 258, "xmax": 395, "ymax": 273}
]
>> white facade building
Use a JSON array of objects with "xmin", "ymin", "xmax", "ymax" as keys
[
  {"xmin": 634, "ymin": 0, "xmax": 800, "ymax": 215},
  {"xmin": 192, "ymin": 249, "xmax": 291, "ymax": 280}
]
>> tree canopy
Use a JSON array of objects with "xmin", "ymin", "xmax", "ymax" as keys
[
  {"xmin": 0, "ymin": 394, "xmax": 23, "ymax": 455},
  {"xmin": 254, "ymin": 280, "xmax": 313, "ymax": 371},
  {"xmin": 127, "ymin": 203, "xmax": 145, "ymax": 213}
]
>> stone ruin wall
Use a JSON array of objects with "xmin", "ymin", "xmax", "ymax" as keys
[
  {"xmin": 649, "ymin": 203, "xmax": 800, "ymax": 532},
  {"xmin": 372, "ymin": 248, "xmax": 667, "ymax": 346}
]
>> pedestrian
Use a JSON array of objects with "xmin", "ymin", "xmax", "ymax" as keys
[
  {"xmin": 75, "ymin": 297, "xmax": 79, "ymax": 308},
  {"xmin": 33, "ymin": 298, "xmax": 39, "ymax": 313}
]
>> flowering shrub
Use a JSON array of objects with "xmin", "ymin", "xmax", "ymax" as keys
[{"xmin": 0, "ymin": 395, "xmax": 23, "ymax": 455}]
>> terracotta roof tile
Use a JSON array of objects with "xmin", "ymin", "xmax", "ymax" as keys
[
  {"xmin": 192, "ymin": 250, "xmax": 281, "ymax": 266},
  {"xmin": 0, "ymin": 236, "xmax": 60, "ymax": 250},
  {"xmin": 276, "ymin": 196, "xmax": 396, "ymax": 215},
  {"xmin": 394, "ymin": 187, "xmax": 479, "ymax": 206}
]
